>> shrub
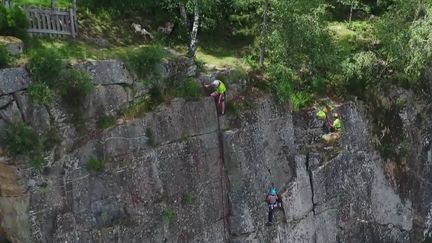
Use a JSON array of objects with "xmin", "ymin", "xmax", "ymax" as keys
[
  {"xmin": 5, "ymin": 123, "xmax": 39, "ymax": 157},
  {"xmin": 29, "ymin": 49, "xmax": 64, "ymax": 86},
  {"xmin": 121, "ymin": 98, "xmax": 150, "ymax": 120},
  {"xmin": 127, "ymin": 45, "xmax": 164, "ymax": 81},
  {"xmin": 162, "ymin": 208, "xmax": 176, "ymax": 224},
  {"xmin": 0, "ymin": 6, "xmax": 29, "ymax": 40},
  {"xmin": 145, "ymin": 128, "xmax": 157, "ymax": 147},
  {"xmin": 4, "ymin": 123, "xmax": 62, "ymax": 169},
  {"xmin": 28, "ymin": 83, "xmax": 54, "ymax": 105},
  {"xmin": 0, "ymin": 45, "xmax": 9, "ymax": 68},
  {"xmin": 41, "ymin": 127, "xmax": 62, "ymax": 151},
  {"xmin": 290, "ymin": 91, "xmax": 312, "ymax": 111},
  {"xmin": 97, "ymin": 115, "xmax": 116, "ymax": 129},
  {"xmin": 86, "ymin": 159, "xmax": 106, "ymax": 172},
  {"xmin": 57, "ymin": 69, "xmax": 94, "ymax": 106},
  {"xmin": 176, "ymin": 79, "xmax": 201, "ymax": 101},
  {"xmin": 182, "ymin": 192, "xmax": 195, "ymax": 205}
]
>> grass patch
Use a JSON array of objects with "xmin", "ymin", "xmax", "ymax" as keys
[
  {"xmin": 97, "ymin": 115, "xmax": 116, "ymax": 129},
  {"xmin": 176, "ymin": 78, "xmax": 201, "ymax": 101},
  {"xmin": 145, "ymin": 128, "xmax": 157, "ymax": 147},
  {"xmin": 162, "ymin": 208, "xmax": 176, "ymax": 224},
  {"xmin": 5, "ymin": 123, "xmax": 62, "ymax": 169},
  {"xmin": 57, "ymin": 68, "xmax": 94, "ymax": 107},
  {"xmin": 0, "ymin": 45, "xmax": 10, "ymax": 68},
  {"xmin": 125, "ymin": 45, "xmax": 165, "ymax": 82},
  {"xmin": 86, "ymin": 159, "xmax": 106, "ymax": 172},
  {"xmin": 29, "ymin": 48, "xmax": 64, "ymax": 85},
  {"xmin": 13, "ymin": 0, "xmax": 71, "ymax": 8},
  {"xmin": 328, "ymin": 21, "xmax": 374, "ymax": 53},
  {"xmin": 182, "ymin": 192, "xmax": 195, "ymax": 205},
  {"xmin": 27, "ymin": 83, "xmax": 54, "ymax": 105}
]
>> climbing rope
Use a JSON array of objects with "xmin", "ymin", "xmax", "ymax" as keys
[{"xmin": 217, "ymin": 116, "xmax": 229, "ymax": 242}]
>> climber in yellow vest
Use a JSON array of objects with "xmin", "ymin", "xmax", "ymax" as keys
[
  {"xmin": 205, "ymin": 80, "xmax": 226, "ymax": 115},
  {"xmin": 330, "ymin": 113, "xmax": 342, "ymax": 132},
  {"xmin": 316, "ymin": 105, "xmax": 331, "ymax": 133}
]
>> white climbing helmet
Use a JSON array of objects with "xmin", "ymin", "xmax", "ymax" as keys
[{"xmin": 212, "ymin": 80, "xmax": 221, "ymax": 86}]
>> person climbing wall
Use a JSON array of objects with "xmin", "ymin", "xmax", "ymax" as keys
[
  {"xmin": 329, "ymin": 113, "xmax": 342, "ymax": 133},
  {"xmin": 316, "ymin": 104, "xmax": 331, "ymax": 133},
  {"xmin": 266, "ymin": 183, "xmax": 283, "ymax": 226},
  {"xmin": 204, "ymin": 80, "xmax": 226, "ymax": 115}
]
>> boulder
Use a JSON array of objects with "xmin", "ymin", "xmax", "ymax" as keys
[
  {"xmin": 0, "ymin": 36, "xmax": 23, "ymax": 56},
  {"xmin": 76, "ymin": 60, "xmax": 134, "ymax": 85},
  {"xmin": 158, "ymin": 56, "xmax": 197, "ymax": 79},
  {"xmin": 0, "ymin": 68, "xmax": 31, "ymax": 95}
]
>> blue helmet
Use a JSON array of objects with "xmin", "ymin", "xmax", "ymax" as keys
[{"xmin": 270, "ymin": 188, "xmax": 277, "ymax": 196}]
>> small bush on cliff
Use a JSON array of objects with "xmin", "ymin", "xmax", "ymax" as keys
[
  {"xmin": 0, "ymin": 45, "xmax": 10, "ymax": 68},
  {"xmin": 57, "ymin": 69, "xmax": 94, "ymax": 106},
  {"xmin": 4, "ymin": 124, "xmax": 61, "ymax": 169},
  {"xmin": 28, "ymin": 83, "xmax": 54, "ymax": 105},
  {"xmin": 5, "ymin": 123, "xmax": 38, "ymax": 157},
  {"xmin": 86, "ymin": 159, "xmax": 106, "ymax": 172},
  {"xmin": 126, "ymin": 45, "xmax": 164, "ymax": 81},
  {"xmin": 145, "ymin": 128, "xmax": 157, "ymax": 147},
  {"xmin": 182, "ymin": 192, "xmax": 195, "ymax": 205},
  {"xmin": 29, "ymin": 49, "xmax": 64, "ymax": 86},
  {"xmin": 162, "ymin": 208, "xmax": 176, "ymax": 224},
  {"xmin": 0, "ymin": 6, "xmax": 29, "ymax": 40},
  {"xmin": 176, "ymin": 78, "xmax": 201, "ymax": 101},
  {"xmin": 97, "ymin": 115, "xmax": 116, "ymax": 129}
]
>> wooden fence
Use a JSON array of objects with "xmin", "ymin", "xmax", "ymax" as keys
[{"xmin": 25, "ymin": 7, "xmax": 78, "ymax": 38}]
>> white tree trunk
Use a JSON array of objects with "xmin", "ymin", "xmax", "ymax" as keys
[
  {"xmin": 188, "ymin": 1, "xmax": 200, "ymax": 58},
  {"xmin": 259, "ymin": 0, "xmax": 270, "ymax": 66}
]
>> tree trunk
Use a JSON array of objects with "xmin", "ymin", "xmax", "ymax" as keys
[
  {"xmin": 259, "ymin": 0, "xmax": 270, "ymax": 66},
  {"xmin": 349, "ymin": 5, "xmax": 353, "ymax": 24},
  {"xmin": 188, "ymin": 1, "xmax": 200, "ymax": 58},
  {"xmin": 180, "ymin": 4, "xmax": 188, "ymax": 26}
]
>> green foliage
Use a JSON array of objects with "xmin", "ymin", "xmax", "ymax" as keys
[
  {"xmin": 0, "ymin": 6, "xmax": 29, "ymax": 40},
  {"xmin": 86, "ymin": 159, "xmax": 106, "ymax": 172},
  {"xmin": 126, "ymin": 46, "xmax": 165, "ymax": 81},
  {"xmin": 57, "ymin": 69, "xmax": 94, "ymax": 106},
  {"xmin": 341, "ymin": 51, "xmax": 377, "ymax": 95},
  {"xmin": 29, "ymin": 49, "xmax": 64, "ymax": 86},
  {"xmin": 176, "ymin": 79, "xmax": 201, "ymax": 101},
  {"xmin": 375, "ymin": 1, "xmax": 432, "ymax": 84},
  {"xmin": 0, "ymin": 45, "xmax": 9, "ymax": 68},
  {"xmin": 121, "ymin": 98, "xmax": 152, "ymax": 120},
  {"xmin": 145, "ymin": 128, "xmax": 157, "ymax": 147},
  {"xmin": 182, "ymin": 192, "xmax": 195, "ymax": 205},
  {"xmin": 226, "ymin": 101, "xmax": 240, "ymax": 117},
  {"xmin": 162, "ymin": 208, "xmax": 176, "ymax": 224},
  {"xmin": 4, "ymin": 123, "xmax": 61, "ymax": 169},
  {"xmin": 290, "ymin": 91, "xmax": 313, "ymax": 111},
  {"xmin": 27, "ymin": 83, "xmax": 54, "ymax": 105},
  {"xmin": 97, "ymin": 115, "xmax": 116, "ymax": 129},
  {"xmin": 5, "ymin": 123, "xmax": 38, "ymax": 157},
  {"xmin": 14, "ymin": 0, "xmax": 71, "ymax": 8}
]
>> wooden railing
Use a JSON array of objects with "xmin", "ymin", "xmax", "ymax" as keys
[{"xmin": 24, "ymin": 7, "xmax": 78, "ymax": 38}]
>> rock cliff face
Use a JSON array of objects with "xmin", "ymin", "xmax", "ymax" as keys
[{"xmin": 0, "ymin": 60, "xmax": 431, "ymax": 243}]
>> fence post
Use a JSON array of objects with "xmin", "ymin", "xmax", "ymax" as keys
[
  {"xmin": 72, "ymin": 0, "xmax": 78, "ymax": 35},
  {"xmin": 69, "ymin": 8, "xmax": 75, "ymax": 38}
]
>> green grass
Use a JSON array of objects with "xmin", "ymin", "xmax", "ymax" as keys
[
  {"xmin": 328, "ymin": 21, "xmax": 375, "ymax": 53},
  {"xmin": 14, "ymin": 0, "xmax": 72, "ymax": 8},
  {"xmin": 25, "ymin": 38, "xmax": 148, "ymax": 61},
  {"xmin": 86, "ymin": 159, "xmax": 106, "ymax": 172},
  {"xmin": 162, "ymin": 208, "xmax": 176, "ymax": 224}
]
